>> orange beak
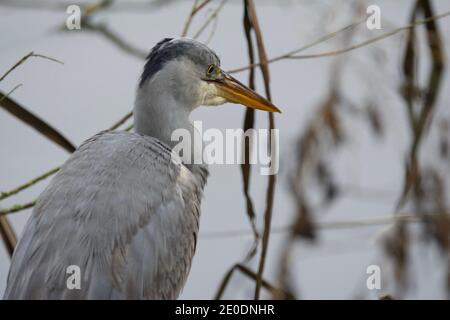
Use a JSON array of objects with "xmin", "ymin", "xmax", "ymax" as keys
[{"xmin": 212, "ymin": 72, "xmax": 281, "ymax": 113}]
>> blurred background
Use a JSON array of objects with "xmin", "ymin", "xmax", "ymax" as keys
[{"xmin": 1, "ymin": 0, "xmax": 450, "ymax": 299}]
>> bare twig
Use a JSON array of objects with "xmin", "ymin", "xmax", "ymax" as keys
[
  {"xmin": 201, "ymin": 213, "xmax": 444, "ymax": 239},
  {"xmin": 227, "ymin": 11, "xmax": 450, "ymax": 74},
  {"xmin": 83, "ymin": 0, "xmax": 114, "ymax": 16},
  {"xmin": 204, "ymin": 15, "xmax": 219, "ymax": 45},
  {"xmin": 214, "ymin": 263, "xmax": 293, "ymax": 300},
  {"xmin": 108, "ymin": 110, "xmax": 133, "ymax": 131},
  {"xmin": 124, "ymin": 123, "xmax": 134, "ymax": 132},
  {"xmin": 0, "ymin": 167, "xmax": 60, "ymax": 201},
  {"xmin": 0, "ymin": 84, "xmax": 22, "ymax": 104},
  {"xmin": 0, "ymin": 201, "xmax": 36, "ymax": 217},
  {"xmin": 289, "ymin": 12, "xmax": 449, "ymax": 60},
  {"xmin": 0, "ymin": 51, "xmax": 63, "ymax": 82},
  {"xmin": 181, "ymin": 0, "xmax": 212, "ymax": 37},
  {"xmin": 193, "ymin": 0, "xmax": 228, "ymax": 40}
]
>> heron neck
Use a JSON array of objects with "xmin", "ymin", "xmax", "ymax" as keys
[{"xmin": 134, "ymin": 88, "xmax": 200, "ymax": 159}]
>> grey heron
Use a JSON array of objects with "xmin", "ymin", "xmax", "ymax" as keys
[{"xmin": 4, "ymin": 38, "xmax": 280, "ymax": 299}]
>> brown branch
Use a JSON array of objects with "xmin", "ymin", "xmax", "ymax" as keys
[
  {"xmin": 83, "ymin": 0, "xmax": 114, "ymax": 16},
  {"xmin": 0, "ymin": 217, "xmax": 17, "ymax": 257},
  {"xmin": 214, "ymin": 264, "xmax": 293, "ymax": 300},
  {"xmin": 192, "ymin": 0, "xmax": 211, "ymax": 15},
  {"xmin": 240, "ymin": 0, "xmax": 259, "ymax": 260},
  {"xmin": 0, "ymin": 92, "xmax": 76, "ymax": 153},
  {"xmin": 243, "ymin": 0, "xmax": 277, "ymax": 301}
]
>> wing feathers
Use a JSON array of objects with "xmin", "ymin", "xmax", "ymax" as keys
[{"xmin": 4, "ymin": 131, "xmax": 207, "ymax": 299}]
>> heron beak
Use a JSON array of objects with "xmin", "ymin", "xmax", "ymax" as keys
[{"xmin": 213, "ymin": 73, "xmax": 281, "ymax": 113}]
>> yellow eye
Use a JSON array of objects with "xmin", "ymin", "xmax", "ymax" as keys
[{"xmin": 207, "ymin": 64, "xmax": 215, "ymax": 76}]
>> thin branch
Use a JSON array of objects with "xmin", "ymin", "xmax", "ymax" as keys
[
  {"xmin": 214, "ymin": 263, "xmax": 293, "ymax": 300},
  {"xmin": 0, "ymin": 84, "xmax": 22, "ymax": 104},
  {"xmin": 124, "ymin": 123, "xmax": 134, "ymax": 132},
  {"xmin": 201, "ymin": 213, "xmax": 441, "ymax": 239},
  {"xmin": 83, "ymin": 0, "xmax": 114, "ymax": 16},
  {"xmin": 0, "ymin": 167, "xmax": 60, "ymax": 201},
  {"xmin": 227, "ymin": 10, "xmax": 450, "ymax": 74},
  {"xmin": 108, "ymin": 110, "xmax": 133, "ymax": 131},
  {"xmin": 192, "ymin": 0, "xmax": 211, "ymax": 14},
  {"xmin": 0, "ymin": 201, "xmax": 36, "ymax": 217},
  {"xmin": 193, "ymin": 0, "xmax": 228, "ymax": 40},
  {"xmin": 227, "ymin": 16, "xmax": 367, "ymax": 73},
  {"xmin": 0, "ymin": 51, "xmax": 63, "ymax": 82},
  {"xmin": 289, "ymin": 12, "xmax": 449, "ymax": 60},
  {"xmin": 204, "ymin": 12, "xmax": 219, "ymax": 45},
  {"xmin": 181, "ymin": 0, "xmax": 212, "ymax": 37}
]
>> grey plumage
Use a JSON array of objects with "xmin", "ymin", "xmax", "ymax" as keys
[
  {"xmin": 5, "ymin": 131, "xmax": 207, "ymax": 299},
  {"xmin": 4, "ymin": 38, "xmax": 212, "ymax": 300}
]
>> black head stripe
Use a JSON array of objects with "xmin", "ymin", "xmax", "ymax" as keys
[{"xmin": 139, "ymin": 38, "xmax": 221, "ymax": 88}]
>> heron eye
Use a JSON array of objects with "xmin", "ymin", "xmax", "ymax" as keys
[{"xmin": 206, "ymin": 64, "xmax": 215, "ymax": 76}]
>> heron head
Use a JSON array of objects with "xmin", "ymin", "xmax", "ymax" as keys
[{"xmin": 139, "ymin": 38, "xmax": 281, "ymax": 113}]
